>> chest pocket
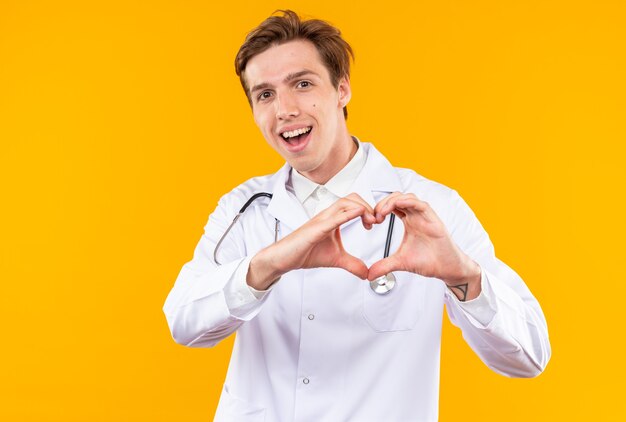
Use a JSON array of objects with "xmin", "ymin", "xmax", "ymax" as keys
[{"xmin": 362, "ymin": 271, "xmax": 426, "ymax": 332}]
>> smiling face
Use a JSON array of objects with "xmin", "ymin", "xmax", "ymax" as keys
[{"xmin": 243, "ymin": 40, "xmax": 354, "ymax": 184}]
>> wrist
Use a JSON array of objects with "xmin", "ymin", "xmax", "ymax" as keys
[
  {"xmin": 247, "ymin": 247, "xmax": 284, "ymax": 291},
  {"xmin": 444, "ymin": 259, "xmax": 481, "ymax": 302}
]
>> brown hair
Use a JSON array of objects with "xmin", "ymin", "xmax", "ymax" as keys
[{"xmin": 235, "ymin": 10, "xmax": 354, "ymax": 119}]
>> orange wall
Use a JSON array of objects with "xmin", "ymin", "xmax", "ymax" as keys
[{"xmin": 1, "ymin": 1, "xmax": 624, "ymax": 420}]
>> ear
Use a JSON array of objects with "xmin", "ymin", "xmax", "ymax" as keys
[{"xmin": 337, "ymin": 76, "xmax": 352, "ymax": 108}]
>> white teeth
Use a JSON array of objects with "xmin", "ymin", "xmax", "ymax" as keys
[{"xmin": 281, "ymin": 127, "xmax": 311, "ymax": 139}]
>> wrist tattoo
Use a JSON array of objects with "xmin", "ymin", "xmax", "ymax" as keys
[{"xmin": 447, "ymin": 283, "xmax": 469, "ymax": 302}]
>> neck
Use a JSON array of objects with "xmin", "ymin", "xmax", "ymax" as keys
[{"xmin": 302, "ymin": 130, "xmax": 357, "ymax": 185}]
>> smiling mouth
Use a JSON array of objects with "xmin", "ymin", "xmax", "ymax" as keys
[{"xmin": 281, "ymin": 126, "xmax": 312, "ymax": 144}]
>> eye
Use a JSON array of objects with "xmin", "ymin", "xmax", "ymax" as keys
[
  {"xmin": 297, "ymin": 80, "xmax": 312, "ymax": 89},
  {"xmin": 257, "ymin": 91, "xmax": 273, "ymax": 101}
]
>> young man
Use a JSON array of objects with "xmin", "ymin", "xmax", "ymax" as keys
[{"xmin": 164, "ymin": 10, "xmax": 550, "ymax": 422}]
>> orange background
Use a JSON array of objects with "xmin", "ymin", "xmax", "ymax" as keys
[{"xmin": 1, "ymin": 1, "xmax": 624, "ymax": 420}]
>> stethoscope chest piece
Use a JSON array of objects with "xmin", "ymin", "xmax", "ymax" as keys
[{"xmin": 369, "ymin": 272, "xmax": 396, "ymax": 295}]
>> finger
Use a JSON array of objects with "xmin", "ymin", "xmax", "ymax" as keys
[
  {"xmin": 367, "ymin": 255, "xmax": 404, "ymax": 281},
  {"xmin": 374, "ymin": 192, "xmax": 403, "ymax": 223},
  {"xmin": 324, "ymin": 195, "xmax": 375, "ymax": 228},
  {"xmin": 336, "ymin": 253, "xmax": 369, "ymax": 280},
  {"xmin": 374, "ymin": 192, "xmax": 402, "ymax": 215},
  {"xmin": 378, "ymin": 194, "xmax": 428, "ymax": 220},
  {"xmin": 342, "ymin": 193, "xmax": 376, "ymax": 226},
  {"xmin": 389, "ymin": 196, "xmax": 429, "ymax": 212},
  {"xmin": 322, "ymin": 202, "xmax": 370, "ymax": 232},
  {"xmin": 391, "ymin": 197, "xmax": 435, "ymax": 222}
]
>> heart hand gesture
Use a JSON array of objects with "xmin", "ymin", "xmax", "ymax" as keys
[{"xmin": 247, "ymin": 191, "xmax": 481, "ymax": 301}]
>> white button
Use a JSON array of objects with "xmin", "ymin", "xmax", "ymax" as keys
[
  {"xmin": 303, "ymin": 378, "xmax": 310, "ymax": 385},
  {"xmin": 308, "ymin": 314, "xmax": 315, "ymax": 320},
  {"xmin": 318, "ymin": 186, "xmax": 327, "ymax": 195}
]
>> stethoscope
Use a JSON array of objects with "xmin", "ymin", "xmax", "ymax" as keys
[{"xmin": 213, "ymin": 192, "xmax": 397, "ymax": 294}]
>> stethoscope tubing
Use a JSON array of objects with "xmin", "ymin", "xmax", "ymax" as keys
[{"xmin": 213, "ymin": 193, "xmax": 274, "ymax": 265}]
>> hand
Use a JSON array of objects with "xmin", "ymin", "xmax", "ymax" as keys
[
  {"xmin": 367, "ymin": 193, "xmax": 481, "ymax": 300},
  {"xmin": 248, "ymin": 193, "xmax": 376, "ymax": 290}
]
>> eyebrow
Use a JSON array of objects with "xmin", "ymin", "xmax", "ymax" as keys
[{"xmin": 249, "ymin": 69, "xmax": 320, "ymax": 96}]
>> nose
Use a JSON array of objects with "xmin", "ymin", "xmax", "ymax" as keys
[{"xmin": 275, "ymin": 92, "xmax": 299, "ymax": 120}]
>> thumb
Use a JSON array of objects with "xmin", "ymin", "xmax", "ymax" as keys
[
  {"xmin": 368, "ymin": 255, "xmax": 403, "ymax": 281},
  {"xmin": 336, "ymin": 253, "xmax": 369, "ymax": 280}
]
